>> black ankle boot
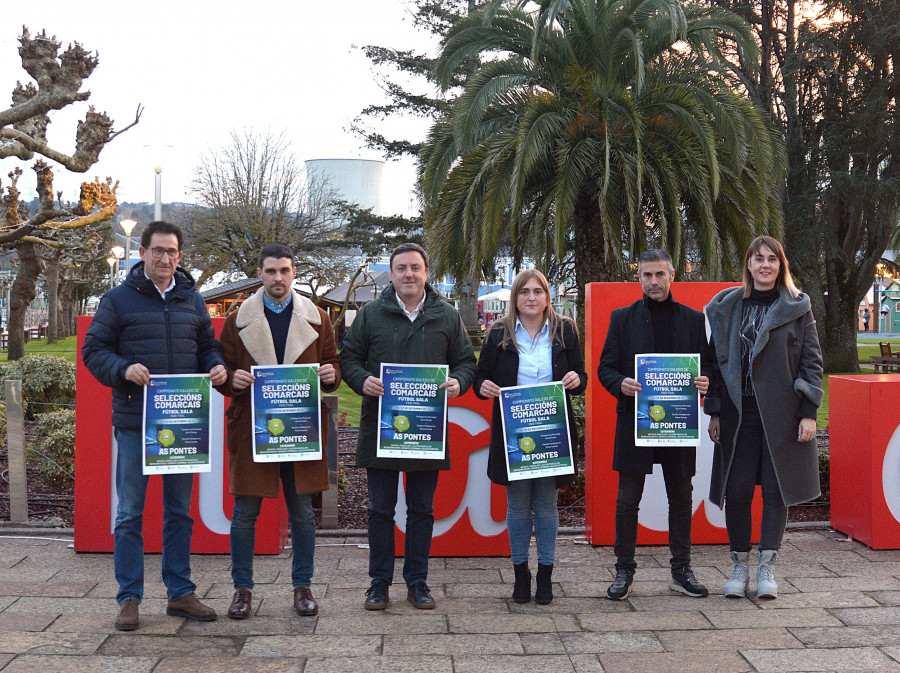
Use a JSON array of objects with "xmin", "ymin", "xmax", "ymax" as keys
[
  {"xmin": 512, "ymin": 562, "xmax": 531, "ymax": 604},
  {"xmin": 535, "ymin": 563, "xmax": 553, "ymax": 604}
]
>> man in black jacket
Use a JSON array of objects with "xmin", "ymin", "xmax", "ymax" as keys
[
  {"xmin": 82, "ymin": 221, "xmax": 227, "ymax": 631},
  {"xmin": 597, "ymin": 249, "xmax": 710, "ymax": 601}
]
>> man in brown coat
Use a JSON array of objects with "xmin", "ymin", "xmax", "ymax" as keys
[{"xmin": 216, "ymin": 244, "xmax": 341, "ymax": 619}]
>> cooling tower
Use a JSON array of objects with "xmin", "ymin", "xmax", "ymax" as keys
[{"xmin": 305, "ymin": 158, "xmax": 384, "ymax": 215}]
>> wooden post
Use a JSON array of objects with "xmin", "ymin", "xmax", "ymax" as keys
[
  {"xmin": 321, "ymin": 395, "xmax": 339, "ymax": 529},
  {"xmin": 5, "ymin": 379, "xmax": 28, "ymax": 523}
]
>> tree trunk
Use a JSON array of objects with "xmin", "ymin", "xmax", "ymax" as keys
[
  {"xmin": 572, "ymin": 192, "xmax": 624, "ymax": 337},
  {"xmin": 59, "ymin": 279, "xmax": 76, "ymax": 338},
  {"xmin": 456, "ymin": 275, "xmax": 479, "ymax": 332},
  {"xmin": 45, "ymin": 250, "xmax": 60, "ymax": 345},
  {"xmin": 7, "ymin": 243, "xmax": 43, "ymax": 361},
  {"xmin": 821, "ymin": 283, "xmax": 861, "ymax": 373}
]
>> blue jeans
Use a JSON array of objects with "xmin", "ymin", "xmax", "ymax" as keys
[
  {"xmin": 114, "ymin": 427, "xmax": 195, "ymax": 604},
  {"xmin": 506, "ymin": 477, "xmax": 559, "ymax": 566},
  {"xmin": 366, "ymin": 468, "xmax": 438, "ymax": 587},
  {"xmin": 231, "ymin": 461, "xmax": 316, "ymax": 589}
]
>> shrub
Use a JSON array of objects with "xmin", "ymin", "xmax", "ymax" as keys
[
  {"xmin": 818, "ymin": 445, "xmax": 830, "ymax": 502},
  {"xmin": 27, "ymin": 409, "xmax": 76, "ymax": 485},
  {"xmin": 558, "ymin": 470, "xmax": 585, "ymax": 508},
  {"xmin": 569, "ymin": 396, "xmax": 586, "ymax": 456},
  {"xmin": 0, "ymin": 356, "xmax": 76, "ymax": 418}
]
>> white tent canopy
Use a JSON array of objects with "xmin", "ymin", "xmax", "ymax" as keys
[{"xmin": 479, "ymin": 288, "xmax": 511, "ymax": 302}]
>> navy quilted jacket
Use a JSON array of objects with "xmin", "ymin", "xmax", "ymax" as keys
[{"xmin": 82, "ymin": 262, "xmax": 225, "ymax": 429}]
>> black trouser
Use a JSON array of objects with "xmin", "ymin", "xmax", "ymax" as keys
[
  {"xmin": 614, "ymin": 451, "xmax": 693, "ymax": 572},
  {"xmin": 724, "ymin": 397, "xmax": 787, "ymax": 553},
  {"xmin": 366, "ymin": 468, "xmax": 439, "ymax": 587}
]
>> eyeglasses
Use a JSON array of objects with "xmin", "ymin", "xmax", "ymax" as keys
[{"xmin": 150, "ymin": 247, "xmax": 180, "ymax": 260}]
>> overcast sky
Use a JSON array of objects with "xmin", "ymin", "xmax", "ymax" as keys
[{"xmin": 2, "ymin": 0, "xmax": 440, "ymax": 216}]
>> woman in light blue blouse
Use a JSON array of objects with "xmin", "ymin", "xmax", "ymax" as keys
[{"xmin": 474, "ymin": 270, "xmax": 588, "ymax": 604}]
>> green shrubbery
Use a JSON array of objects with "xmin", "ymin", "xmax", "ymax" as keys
[
  {"xmin": 0, "ymin": 355, "xmax": 77, "ymax": 484},
  {"xmin": 28, "ymin": 409, "xmax": 76, "ymax": 485},
  {"xmin": 0, "ymin": 355, "xmax": 76, "ymax": 419}
]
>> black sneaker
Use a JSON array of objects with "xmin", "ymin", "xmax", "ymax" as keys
[
  {"xmin": 606, "ymin": 568, "xmax": 634, "ymax": 600},
  {"xmin": 364, "ymin": 581, "xmax": 389, "ymax": 610},
  {"xmin": 407, "ymin": 582, "xmax": 436, "ymax": 609},
  {"xmin": 669, "ymin": 567, "xmax": 708, "ymax": 597}
]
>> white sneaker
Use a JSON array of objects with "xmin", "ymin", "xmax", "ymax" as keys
[
  {"xmin": 724, "ymin": 551, "xmax": 750, "ymax": 598},
  {"xmin": 757, "ymin": 549, "xmax": 778, "ymax": 599}
]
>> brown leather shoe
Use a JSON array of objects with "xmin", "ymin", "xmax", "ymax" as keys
[
  {"xmin": 293, "ymin": 586, "xmax": 318, "ymax": 616},
  {"xmin": 227, "ymin": 588, "xmax": 252, "ymax": 619},
  {"xmin": 115, "ymin": 598, "xmax": 139, "ymax": 631},
  {"xmin": 166, "ymin": 592, "xmax": 217, "ymax": 621}
]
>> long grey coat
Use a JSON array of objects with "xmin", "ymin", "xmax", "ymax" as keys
[{"xmin": 704, "ymin": 286, "xmax": 823, "ymax": 508}]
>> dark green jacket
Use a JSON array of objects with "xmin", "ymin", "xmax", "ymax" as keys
[{"xmin": 340, "ymin": 282, "xmax": 476, "ymax": 471}]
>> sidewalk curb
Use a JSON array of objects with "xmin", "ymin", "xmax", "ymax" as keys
[{"xmin": 0, "ymin": 522, "xmax": 833, "ymax": 540}]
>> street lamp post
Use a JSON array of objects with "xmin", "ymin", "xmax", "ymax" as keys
[
  {"xmin": 154, "ymin": 166, "xmax": 162, "ymax": 221},
  {"xmin": 111, "ymin": 246, "xmax": 125, "ymax": 285},
  {"xmin": 120, "ymin": 219, "xmax": 137, "ymax": 275},
  {"xmin": 144, "ymin": 145, "xmax": 174, "ymax": 221},
  {"xmin": 106, "ymin": 256, "xmax": 117, "ymax": 290}
]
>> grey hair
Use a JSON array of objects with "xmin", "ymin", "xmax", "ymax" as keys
[{"xmin": 638, "ymin": 249, "xmax": 674, "ymax": 271}]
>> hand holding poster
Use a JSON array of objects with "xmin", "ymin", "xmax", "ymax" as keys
[
  {"xmin": 143, "ymin": 374, "xmax": 212, "ymax": 475},
  {"xmin": 499, "ymin": 382, "xmax": 574, "ymax": 481},
  {"xmin": 634, "ymin": 353, "xmax": 701, "ymax": 447},
  {"xmin": 376, "ymin": 363, "xmax": 448, "ymax": 459},
  {"xmin": 250, "ymin": 364, "xmax": 322, "ymax": 462}
]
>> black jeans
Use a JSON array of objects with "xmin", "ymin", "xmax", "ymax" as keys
[
  {"xmin": 614, "ymin": 452, "xmax": 693, "ymax": 572},
  {"xmin": 366, "ymin": 468, "xmax": 439, "ymax": 587},
  {"xmin": 724, "ymin": 398, "xmax": 787, "ymax": 552}
]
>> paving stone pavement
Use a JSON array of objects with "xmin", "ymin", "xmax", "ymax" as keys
[{"xmin": 4, "ymin": 528, "xmax": 900, "ymax": 671}]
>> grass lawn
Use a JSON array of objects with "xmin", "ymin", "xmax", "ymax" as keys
[
  {"xmin": 0, "ymin": 335, "xmax": 78, "ymax": 362},
  {"xmin": 332, "ymin": 381, "xmax": 362, "ymax": 427}
]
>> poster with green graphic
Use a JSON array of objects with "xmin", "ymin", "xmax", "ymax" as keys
[
  {"xmin": 499, "ymin": 382, "xmax": 574, "ymax": 481},
  {"xmin": 376, "ymin": 363, "xmax": 448, "ymax": 459},
  {"xmin": 634, "ymin": 353, "xmax": 701, "ymax": 447},
  {"xmin": 250, "ymin": 364, "xmax": 322, "ymax": 462},
  {"xmin": 142, "ymin": 374, "xmax": 212, "ymax": 475}
]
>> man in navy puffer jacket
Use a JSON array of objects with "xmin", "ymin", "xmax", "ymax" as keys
[{"xmin": 83, "ymin": 221, "xmax": 226, "ymax": 632}]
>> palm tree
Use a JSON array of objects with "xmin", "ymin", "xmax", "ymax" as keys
[{"xmin": 421, "ymin": 0, "xmax": 786, "ymax": 298}]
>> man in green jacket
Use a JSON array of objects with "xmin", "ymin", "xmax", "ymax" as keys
[{"xmin": 340, "ymin": 242, "xmax": 476, "ymax": 611}]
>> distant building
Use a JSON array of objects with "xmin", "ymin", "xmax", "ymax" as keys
[{"xmin": 305, "ymin": 158, "xmax": 384, "ymax": 215}]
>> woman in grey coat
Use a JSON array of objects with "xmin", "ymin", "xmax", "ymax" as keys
[{"xmin": 705, "ymin": 236, "xmax": 823, "ymax": 599}]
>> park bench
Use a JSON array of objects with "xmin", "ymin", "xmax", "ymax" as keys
[{"xmin": 871, "ymin": 342, "xmax": 900, "ymax": 373}]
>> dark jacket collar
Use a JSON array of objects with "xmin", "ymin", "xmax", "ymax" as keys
[{"xmin": 124, "ymin": 260, "xmax": 196, "ymax": 298}]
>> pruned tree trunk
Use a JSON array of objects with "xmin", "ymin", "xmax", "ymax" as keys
[
  {"xmin": 457, "ymin": 275, "xmax": 479, "ymax": 332},
  {"xmin": 45, "ymin": 249, "xmax": 61, "ymax": 345},
  {"xmin": 59, "ymin": 278, "xmax": 76, "ymax": 338},
  {"xmin": 7, "ymin": 242, "xmax": 43, "ymax": 360}
]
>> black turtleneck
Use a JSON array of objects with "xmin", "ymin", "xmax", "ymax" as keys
[
  {"xmin": 740, "ymin": 287, "xmax": 779, "ymax": 397},
  {"xmin": 645, "ymin": 293, "xmax": 675, "ymax": 352}
]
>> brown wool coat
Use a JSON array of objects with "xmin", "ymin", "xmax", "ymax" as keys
[{"xmin": 216, "ymin": 289, "xmax": 341, "ymax": 498}]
